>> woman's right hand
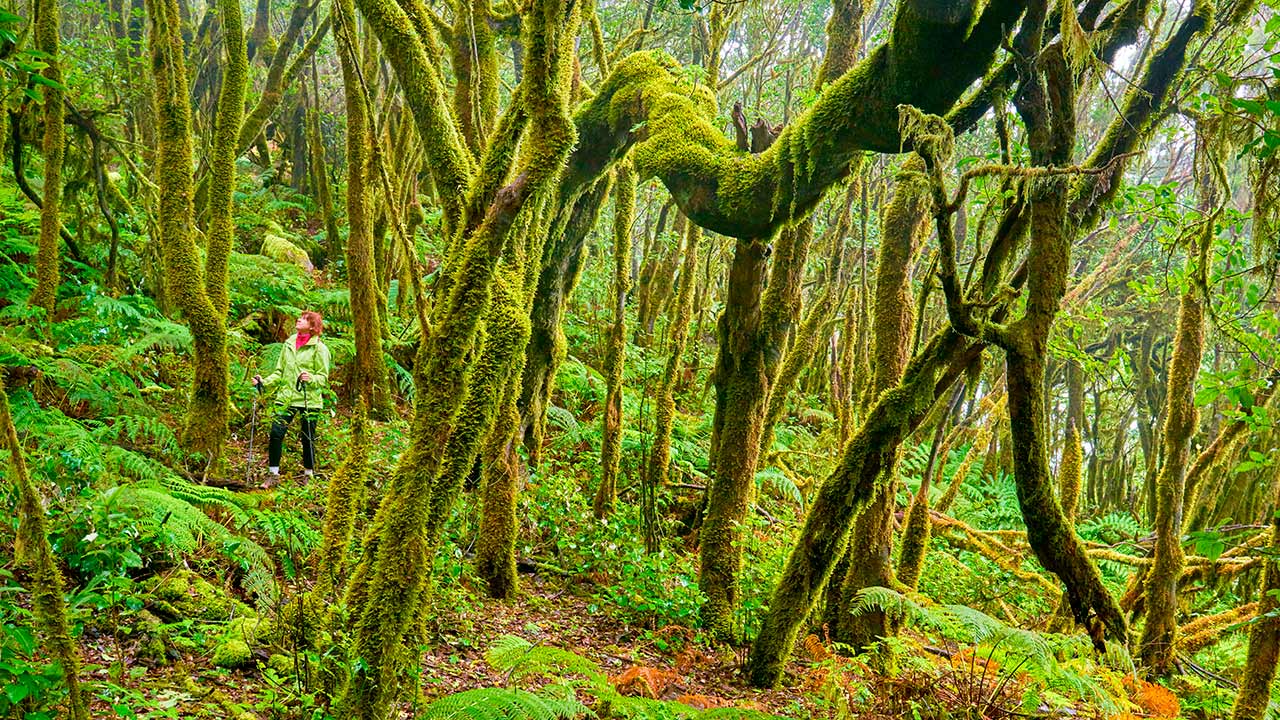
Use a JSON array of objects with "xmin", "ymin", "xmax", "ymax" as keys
[{"xmin": 253, "ymin": 374, "xmax": 263, "ymax": 388}]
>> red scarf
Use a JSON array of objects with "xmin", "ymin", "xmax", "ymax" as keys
[{"xmin": 295, "ymin": 333, "xmax": 311, "ymax": 350}]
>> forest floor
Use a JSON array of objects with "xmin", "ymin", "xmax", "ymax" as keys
[{"xmin": 78, "ymin": 564, "xmax": 815, "ymax": 718}]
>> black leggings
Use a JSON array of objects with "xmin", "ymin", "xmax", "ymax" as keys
[{"xmin": 268, "ymin": 406, "xmax": 319, "ymax": 470}]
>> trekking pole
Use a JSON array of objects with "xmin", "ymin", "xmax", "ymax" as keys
[
  {"xmin": 246, "ymin": 380, "xmax": 262, "ymax": 486},
  {"xmin": 298, "ymin": 375, "xmax": 317, "ymax": 475}
]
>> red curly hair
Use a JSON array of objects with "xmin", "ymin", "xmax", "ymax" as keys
[{"xmin": 300, "ymin": 311, "xmax": 324, "ymax": 335}]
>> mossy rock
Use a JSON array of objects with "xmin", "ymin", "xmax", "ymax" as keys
[
  {"xmin": 143, "ymin": 569, "xmax": 254, "ymax": 622},
  {"xmin": 209, "ymin": 616, "xmax": 273, "ymax": 669},
  {"xmin": 132, "ymin": 610, "xmax": 171, "ymax": 665},
  {"xmin": 211, "ymin": 638, "xmax": 254, "ymax": 669}
]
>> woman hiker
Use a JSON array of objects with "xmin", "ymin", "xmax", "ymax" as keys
[{"xmin": 254, "ymin": 311, "xmax": 331, "ymax": 486}]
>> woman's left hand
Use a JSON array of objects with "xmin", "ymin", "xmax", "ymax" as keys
[{"xmin": 299, "ymin": 371, "xmax": 311, "ymax": 383}]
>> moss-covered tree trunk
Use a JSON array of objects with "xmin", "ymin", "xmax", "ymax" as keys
[
  {"xmin": 834, "ymin": 156, "xmax": 931, "ymax": 646},
  {"xmin": 700, "ymin": 221, "xmax": 813, "ymax": 641},
  {"xmin": 594, "ymin": 161, "xmax": 635, "ymax": 518},
  {"xmin": 450, "ymin": 0, "xmax": 499, "ymax": 157},
  {"xmin": 1232, "ymin": 465, "xmax": 1280, "ymax": 720},
  {"xmin": 1138, "ymin": 235, "xmax": 1208, "ymax": 673},
  {"xmin": 644, "ymin": 219, "xmax": 702, "ymax": 548},
  {"xmin": 335, "ymin": 2, "xmax": 391, "ymax": 415},
  {"xmin": 30, "ymin": 0, "xmax": 63, "ymax": 319},
  {"xmin": 337, "ymin": 0, "xmax": 581, "ymax": 713},
  {"xmin": 235, "ymin": 0, "xmax": 318, "ymax": 153},
  {"xmin": 1, "ymin": 379, "xmax": 88, "ymax": 719},
  {"xmin": 746, "ymin": 328, "xmax": 980, "ymax": 686},
  {"xmin": 997, "ymin": 45, "xmax": 1126, "ymax": 645},
  {"xmin": 313, "ymin": 399, "xmax": 370, "ymax": 600},
  {"xmin": 204, "ymin": 0, "xmax": 246, "ymax": 318},
  {"xmin": 146, "ymin": 0, "xmax": 230, "ymax": 464}
]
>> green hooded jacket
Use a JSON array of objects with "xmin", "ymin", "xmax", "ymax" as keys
[{"xmin": 261, "ymin": 333, "xmax": 331, "ymax": 410}]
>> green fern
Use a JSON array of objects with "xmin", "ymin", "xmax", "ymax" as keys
[
  {"xmin": 421, "ymin": 687, "xmax": 587, "ymax": 720},
  {"xmin": 441, "ymin": 636, "xmax": 786, "ymax": 720},
  {"xmin": 851, "ymin": 588, "xmax": 1125, "ymax": 715},
  {"xmin": 753, "ymin": 467, "xmax": 802, "ymax": 506}
]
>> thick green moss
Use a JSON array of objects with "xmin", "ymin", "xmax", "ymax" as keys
[
  {"xmin": 203, "ymin": 0, "xmax": 246, "ymax": 318},
  {"xmin": 313, "ymin": 399, "xmax": 370, "ymax": 601},
  {"xmin": 211, "ymin": 639, "xmax": 253, "ymax": 668},
  {"xmin": 335, "ymin": 0, "xmax": 391, "ymax": 413},
  {"xmin": 30, "ymin": 0, "xmax": 63, "ymax": 319}
]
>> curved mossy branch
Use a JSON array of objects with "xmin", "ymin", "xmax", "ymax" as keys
[
  {"xmin": 204, "ymin": 0, "xmax": 246, "ymax": 317},
  {"xmin": 30, "ymin": 0, "xmax": 62, "ymax": 319},
  {"xmin": 745, "ymin": 328, "xmax": 984, "ymax": 687},
  {"xmin": 566, "ymin": 0, "xmax": 1024, "ymax": 240},
  {"xmin": 352, "ymin": 0, "xmax": 476, "ymax": 232},
  {"xmin": 2, "ymin": 381, "xmax": 88, "ymax": 718},
  {"xmin": 234, "ymin": 0, "xmax": 320, "ymax": 154},
  {"xmin": 517, "ymin": 178, "xmax": 611, "ymax": 464},
  {"xmin": 594, "ymin": 160, "xmax": 635, "ymax": 519}
]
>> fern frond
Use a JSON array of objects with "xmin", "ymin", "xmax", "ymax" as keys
[
  {"xmin": 419, "ymin": 687, "xmax": 587, "ymax": 720},
  {"xmin": 486, "ymin": 635, "xmax": 607, "ymax": 685}
]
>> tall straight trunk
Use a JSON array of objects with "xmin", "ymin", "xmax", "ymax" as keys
[
  {"xmin": 205, "ymin": 0, "xmax": 247, "ymax": 317},
  {"xmin": 834, "ymin": 157, "xmax": 931, "ymax": 645},
  {"xmin": 30, "ymin": 0, "xmax": 63, "ymax": 318},
  {"xmin": 335, "ymin": 2, "xmax": 390, "ymax": 414},
  {"xmin": 700, "ymin": 222, "xmax": 812, "ymax": 641},
  {"xmin": 475, "ymin": 270, "xmax": 536, "ymax": 598},
  {"xmin": 594, "ymin": 161, "xmax": 635, "ymax": 518},
  {"xmin": 644, "ymin": 220, "xmax": 702, "ymax": 548},
  {"xmin": 2, "ymin": 378, "xmax": 88, "ymax": 718},
  {"xmin": 146, "ymin": 0, "xmax": 230, "ymax": 463}
]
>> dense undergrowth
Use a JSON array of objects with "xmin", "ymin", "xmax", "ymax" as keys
[{"xmin": 0, "ymin": 166, "xmax": 1265, "ymax": 720}]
